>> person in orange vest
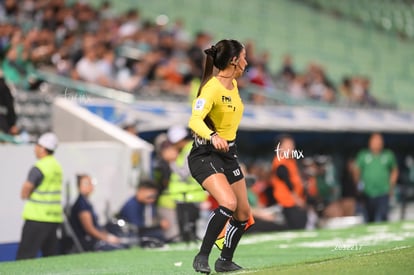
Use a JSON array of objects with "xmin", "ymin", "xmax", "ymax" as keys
[{"xmin": 271, "ymin": 134, "xmax": 307, "ymax": 229}]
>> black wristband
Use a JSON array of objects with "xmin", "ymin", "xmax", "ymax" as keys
[{"xmin": 210, "ymin": 132, "xmax": 218, "ymax": 141}]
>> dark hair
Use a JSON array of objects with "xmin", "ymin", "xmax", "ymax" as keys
[
  {"xmin": 197, "ymin": 39, "xmax": 244, "ymax": 130},
  {"xmin": 199, "ymin": 39, "xmax": 244, "ymax": 94},
  {"xmin": 137, "ymin": 178, "xmax": 159, "ymax": 190}
]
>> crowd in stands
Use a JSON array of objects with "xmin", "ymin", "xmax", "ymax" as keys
[
  {"xmin": 0, "ymin": 0, "xmax": 385, "ymax": 108},
  {"xmin": 273, "ymin": 54, "xmax": 380, "ymax": 107},
  {"xmin": 298, "ymin": 0, "xmax": 414, "ymax": 41}
]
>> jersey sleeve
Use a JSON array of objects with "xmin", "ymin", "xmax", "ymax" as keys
[
  {"xmin": 188, "ymin": 85, "xmax": 216, "ymax": 139},
  {"xmin": 27, "ymin": 166, "xmax": 44, "ymax": 188},
  {"xmin": 77, "ymin": 198, "xmax": 92, "ymax": 212}
]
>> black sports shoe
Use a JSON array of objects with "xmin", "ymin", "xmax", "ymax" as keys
[
  {"xmin": 193, "ymin": 253, "xmax": 211, "ymax": 274},
  {"xmin": 214, "ymin": 258, "xmax": 243, "ymax": 272}
]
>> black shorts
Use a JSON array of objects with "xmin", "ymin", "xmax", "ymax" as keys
[{"xmin": 187, "ymin": 142, "xmax": 244, "ymax": 186}]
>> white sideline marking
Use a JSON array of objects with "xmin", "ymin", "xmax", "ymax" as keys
[{"xmin": 164, "ymin": 222, "xmax": 414, "ymax": 251}]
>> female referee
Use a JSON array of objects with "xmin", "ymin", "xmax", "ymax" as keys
[{"xmin": 188, "ymin": 39, "xmax": 251, "ymax": 273}]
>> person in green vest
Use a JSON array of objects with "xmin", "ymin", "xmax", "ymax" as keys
[
  {"xmin": 157, "ymin": 125, "xmax": 207, "ymax": 242},
  {"xmin": 354, "ymin": 133, "xmax": 399, "ymax": 223},
  {"xmin": 16, "ymin": 132, "xmax": 63, "ymax": 260}
]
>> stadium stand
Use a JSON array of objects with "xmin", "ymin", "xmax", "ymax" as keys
[
  {"xmin": 85, "ymin": 0, "xmax": 414, "ymax": 110},
  {"xmin": 0, "ymin": 0, "xmax": 412, "ymax": 112},
  {"xmin": 13, "ymin": 86, "xmax": 53, "ymax": 137},
  {"xmin": 0, "ymin": 0, "xmax": 412, "ymax": 158},
  {"xmin": 298, "ymin": 0, "xmax": 414, "ymax": 40}
]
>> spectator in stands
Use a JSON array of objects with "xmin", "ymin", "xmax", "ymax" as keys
[
  {"xmin": 1, "ymin": 36, "xmax": 39, "ymax": 90},
  {"xmin": 288, "ymin": 74, "xmax": 307, "ymax": 100},
  {"xmin": 70, "ymin": 174, "xmax": 122, "ymax": 251},
  {"xmin": 353, "ymin": 133, "xmax": 399, "ymax": 222},
  {"xmin": 73, "ymin": 37, "xmax": 113, "ymax": 87},
  {"xmin": 304, "ymin": 63, "xmax": 337, "ymax": 103},
  {"xmin": 339, "ymin": 77, "xmax": 353, "ymax": 104},
  {"xmin": 118, "ymin": 179, "xmax": 167, "ymax": 243},
  {"xmin": 187, "ymin": 31, "xmax": 212, "ymax": 79},
  {"xmin": 274, "ymin": 54, "xmax": 296, "ymax": 91},
  {"xmin": 1, "ymin": 0, "xmax": 18, "ymax": 19},
  {"xmin": 27, "ymin": 28, "xmax": 56, "ymax": 65},
  {"xmin": 17, "ymin": 132, "xmax": 63, "ymax": 260},
  {"xmin": 270, "ymin": 134, "xmax": 307, "ymax": 229},
  {"xmin": 98, "ymin": 1, "xmax": 116, "ymax": 20},
  {"xmin": 0, "ymin": 24, "xmax": 14, "ymax": 59},
  {"xmin": 154, "ymin": 55, "xmax": 193, "ymax": 96},
  {"xmin": 0, "ymin": 0, "xmax": 389, "ymax": 109},
  {"xmin": 96, "ymin": 46, "xmax": 116, "ymax": 85},
  {"xmin": 116, "ymin": 58, "xmax": 148, "ymax": 92},
  {"xmin": 0, "ymin": 70, "xmax": 18, "ymax": 135},
  {"xmin": 51, "ymin": 45, "xmax": 74, "ymax": 76},
  {"xmin": 246, "ymin": 62, "xmax": 274, "ymax": 104},
  {"xmin": 359, "ymin": 77, "xmax": 378, "ymax": 107},
  {"xmin": 170, "ymin": 18, "xmax": 191, "ymax": 47},
  {"xmin": 339, "ymin": 76, "xmax": 379, "ymax": 107},
  {"xmin": 118, "ymin": 9, "xmax": 142, "ymax": 39}
]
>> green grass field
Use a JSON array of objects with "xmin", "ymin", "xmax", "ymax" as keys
[{"xmin": 1, "ymin": 221, "xmax": 413, "ymax": 275}]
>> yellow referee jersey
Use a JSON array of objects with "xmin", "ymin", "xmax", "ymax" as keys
[{"xmin": 188, "ymin": 77, "xmax": 244, "ymax": 141}]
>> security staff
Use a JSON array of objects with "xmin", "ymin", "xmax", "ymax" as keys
[{"xmin": 16, "ymin": 132, "xmax": 63, "ymax": 260}]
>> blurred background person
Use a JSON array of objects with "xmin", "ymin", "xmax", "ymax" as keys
[
  {"xmin": 241, "ymin": 164, "xmax": 286, "ymax": 233},
  {"xmin": 118, "ymin": 179, "xmax": 167, "ymax": 244},
  {"xmin": 16, "ymin": 132, "xmax": 62, "ymax": 260},
  {"xmin": 0, "ymin": 70, "xmax": 18, "ymax": 136},
  {"xmin": 70, "ymin": 174, "xmax": 122, "ymax": 251},
  {"xmin": 353, "ymin": 133, "xmax": 399, "ymax": 223},
  {"xmin": 303, "ymin": 156, "xmax": 356, "ymax": 227},
  {"xmin": 270, "ymin": 134, "xmax": 307, "ymax": 230},
  {"xmin": 157, "ymin": 125, "xmax": 207, "ymax": 242},
  {"xmin": 151, "ymin": 132, "xmax": 177, "ymax": 193}
]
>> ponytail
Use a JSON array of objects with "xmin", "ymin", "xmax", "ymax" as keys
[
  {"xmin": 197, "ymin": 45, "xmax": 217, "ymax": 131},
  {"xmin": 197, "ymin": 45, "xmax": 216, "ymax": 97}
]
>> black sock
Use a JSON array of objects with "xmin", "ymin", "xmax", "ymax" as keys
[
  {"xmin": 220, "ymin": 218, "xmax": 247, "ymax": 261},
  {"xmin": 199, "ymin": 206, "xmax": 233, "ymax": 256}
]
